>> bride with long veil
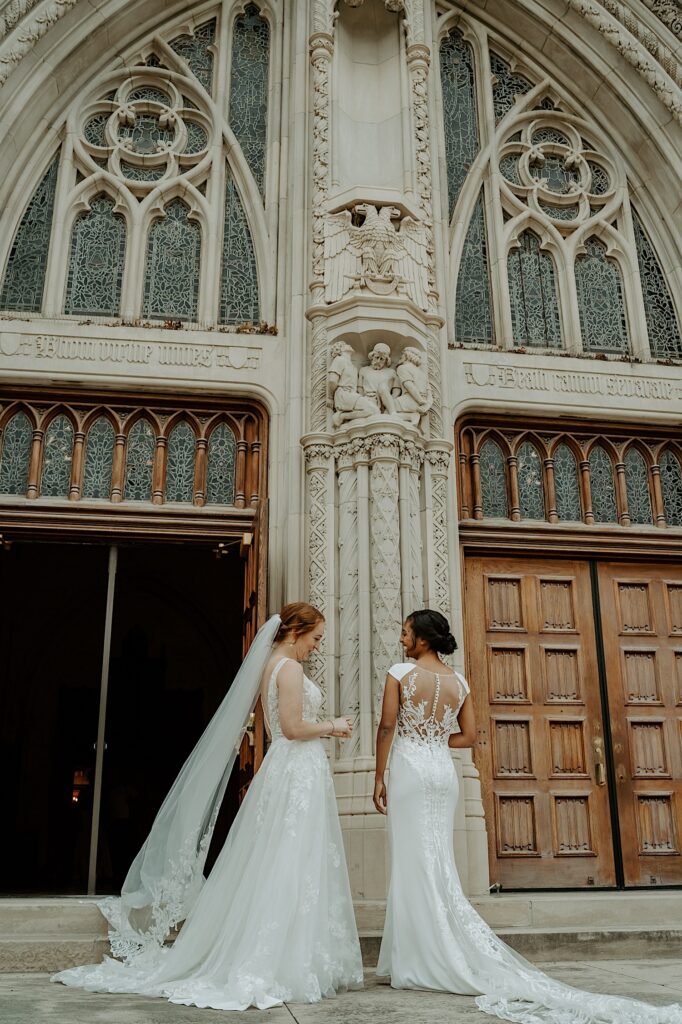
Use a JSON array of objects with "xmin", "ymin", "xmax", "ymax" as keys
[
  {"xmin": 53, "ymin": 603, "xmax": 363, "ymax": 1011},
  {"xmin": 374, "ymin": 608, "xmax": 682, "ymax": 1024}
]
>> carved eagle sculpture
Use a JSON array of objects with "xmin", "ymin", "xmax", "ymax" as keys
[{"xmin": 323, "ymin": 203, "xmax": 429, "ymax": 311}]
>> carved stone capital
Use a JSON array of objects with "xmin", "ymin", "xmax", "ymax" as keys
[
  {"xmin": 309, "ymin": 31, "xmax": 334, "ymax": 62},
  {"xmin": 406, "ymin": 42, "xmax": 430, "ymax": 70}
]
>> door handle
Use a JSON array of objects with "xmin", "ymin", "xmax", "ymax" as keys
[
  {"xmin": 592, "ymin": 737, "xmax": 606, "ymax": 786},
  {"xmin": 245, "ymin": 712, "xmax": 256, "ymax": 747}
]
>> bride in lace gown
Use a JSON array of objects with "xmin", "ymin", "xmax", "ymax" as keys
[
  {"xmin": 53, "ymin": 603, "xmax": 363, "ymax": 1011},
  {"xmin": 374, "ymin": 608, "xmax": 682, "ymax": 1024}
]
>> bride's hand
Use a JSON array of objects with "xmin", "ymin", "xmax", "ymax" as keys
[
  {"xmin": 331, "ymin": 716, "xmax": 353, "ymax": 738},
  {"xmin": 373, "ymin": 778, "xmax": 387, "ymax": 815}
]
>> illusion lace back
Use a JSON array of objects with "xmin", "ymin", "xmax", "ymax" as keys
[
  {"xmin": 378, "ymin": 663, "xmax": 682, "ymax": 1024},
  {"xmin": 53, "ymin": 657, "xmax": 362, "ymax": 1011}
]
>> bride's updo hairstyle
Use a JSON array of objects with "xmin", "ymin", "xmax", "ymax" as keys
[
  {"xmin": 275, "ymin": 602, "xmax": 325, "ymax": 642},
  {"xmin": 406, "ymin": 609, "xmax": 457, "ymax": 655}
]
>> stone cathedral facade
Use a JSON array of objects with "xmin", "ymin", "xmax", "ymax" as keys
[{"xmin": 0, "ymin": 0, "xmax": 681, "ymax": 912}]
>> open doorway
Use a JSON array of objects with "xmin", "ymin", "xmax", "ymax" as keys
[{"xmin": 0, "ymin": 540, "xmax": 246, "ymax": 895}]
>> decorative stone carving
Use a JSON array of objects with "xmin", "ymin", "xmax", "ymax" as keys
[
  {"xmin": 328, "ymin": 339, "xmax": 378, "ymax": 427},
  {"xmin": 394, "ymin": 347, "xmax": 433, "ymax": 427},
  {"xmin": 359, "ymin": 343, "xmax": 398, "ymax": 414},
  {"xmin": 326, "ymin": 339, "xmax": 433, "ymax": 430},
  {"xmin": 310, "ymin": 32, "xmax": 334, "ymax": 287},
  {"xmin": 324, "ymin": 204, "xmax": 429, "ymax": 310}
]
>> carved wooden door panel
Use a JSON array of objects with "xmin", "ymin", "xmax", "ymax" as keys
[
  {"xmin": 466, "ymin": 557, "xmax": 617, "ymax": 889},
  {"xmin": 597, "ymin": 564, "xmax": 682, "ymax": 885}
]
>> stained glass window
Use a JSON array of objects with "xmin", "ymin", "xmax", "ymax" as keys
[
  {"xmin": 587, "ymin": 161, "xmax": 610, "ymax": 196},
  {"xmin": 127, "ymin": 86, "xmax": 171, "ymax": 105},
  {"xmin": 440, "ymin": 31, "xmax": 479, "ymax": 215},
  {"xmin": 660, "ymin": 450, "xmax": 682, "ymax": 527},
  {"xmin": 124, "ymin": 419, "xmax": 155, "ymax": 501},
  {"xmin": 184, "ymin": 122, "xmax": 208, "ymax": 155},
  {"xmin": 120, "ymin": 162, "xmax": 166, "ymax": 182},
  {"xmin": 538, "ymin": 202, "xmax": 578, "ymax": 221},
  {"xmin": 41, "ymin": 414, "xmax": 74, "ymax": 497},
  {"xmin": 64, "ymin": 195, "xmax": 126, "ymax": 316},
  {"xmin": 490, "ymin": 52, "xmax": 533, "ymax": 123},
  {"xmin": 143, "ymin": 200, "xmax": 201, "ymax": 321},
  {"xmin": 0, "ymin": 412, "xmax": 32, "ymax": 495},
  {"xmin": 207, "ymin": 423, "xmax": 236, "ymax": 504},
  {"xmin": 499, "ymin": 154, "xmax": 521, "ymax": 185},
  {"xmin": 508, "ymin": 231, "xmax": 562, "ymax": 348},
  {"xmin": 166, "ymin": 421, "xmax": 196, "ymax": 502},
  {"xmin": 575, "ymin": 239, "xmax": 629, "ymax": 353},
  {"xmin": 455, "ymin": 193, "xmax": 494, "ymax": 344},
  {"xmin": 83, "ymin": 417, "xmax": 114, "ymax": 499},
  {"xmin": 84, "ymin": 114, "xmax": 108, "ymax": 147},
  {"xmin": 553, "ymin": 444, "xmax": 581, "ymax": 521},
  {"xmin": 119, "ymin": 115, "xmax": 174, "ymax": 154},
  {"xmin": 229, "ymin": 4, "xmax": 269, "ymax": 197},
  {"xmin": 0, "ymin": 155, "xmax": 59, "ymax": 312},
  {"xmin": 517, "ymin": 442, "xmax": 545, "ymax": 519},
  {"xmin": 531, "ymin": 127, "xmax": 569, "ymax": 146},
  {"xmin": 624, "ymin": 448, "xmax": 652, "ymax": 525},
  {"xmin": 479, "ymin": 439, "xmax": 508, "ymax": 517},
  {"xmin": 588, "ymin": 445, "xmax": 618, "ymax": 523},
  {"xmin": 169, "ymin": 20, "xmax": 216, "ymax": 94},
  {"xmin": 632, "ymin": 210, "xmax": 682, "ymax": 358},
  {"xmin": 220, "ymin": 169, "xmax": 260, "ymax": 324},
  {"xmin": 533, "ymin": 154, "xmax": 579, "ymax": 194}
]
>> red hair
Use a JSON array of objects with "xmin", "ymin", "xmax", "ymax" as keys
[{"xmin": 275, "ymin": 602, "xmax": 325, "ymax": 642}]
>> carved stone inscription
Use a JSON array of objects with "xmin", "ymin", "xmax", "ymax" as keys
[{"xmin": 0, "ymin": 332, "xmax": 261, "ymax": 372}]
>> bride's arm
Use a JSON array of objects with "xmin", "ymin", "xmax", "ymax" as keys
[
  {"xmin": 373, "ymin": 673, "xmax": 400, "ymax": 814},
  {"xmin": 278, "ymin": 661, "xmax": 352, "ymax": 740},
  {"xmin": 447, "ymin": 695, "xmax": 477, "ymax": 749}
]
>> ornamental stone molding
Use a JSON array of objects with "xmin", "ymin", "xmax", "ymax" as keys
[{"xmin": 2, "ymin": 0, "xmax": 682, "ymax": 114}]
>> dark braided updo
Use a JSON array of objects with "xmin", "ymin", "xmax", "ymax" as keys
[{"xmin": 406, "ymin": 609, "xmax": 457, "ymax": 655}]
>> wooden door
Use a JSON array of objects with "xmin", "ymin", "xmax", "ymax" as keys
[
  {"xmin": 466, "ymin": 557, "xmax": 617, "ymax": 888},
  {"xmin": 597, "ymin": 563, "xmax": 682, "ymax": 885}
]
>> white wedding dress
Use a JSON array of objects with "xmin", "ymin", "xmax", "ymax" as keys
[
  {"xmin": 377, "ymin": 663, "xmax": 682, "ymax": 1024},
  {"xmin": 53, "ymin": 657, "xmax": 363, "ymax": 1010}
]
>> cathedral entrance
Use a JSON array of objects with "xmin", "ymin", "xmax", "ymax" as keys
[
  {"xmin": 465, "ymin": 556, "xmax": 682, "ymax": 891},
  {"xmin": 0, "ymin": 537, "xmax": 253, "ymax": 897}
]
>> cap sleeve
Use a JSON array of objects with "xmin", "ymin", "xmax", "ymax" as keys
[
  {"xmin": 454, "ymin": 671, "xmax": 470, "ymax": 696},
  {"xmin": 388, "ymin": 663, "xmax": 415, "ymax": 682}
]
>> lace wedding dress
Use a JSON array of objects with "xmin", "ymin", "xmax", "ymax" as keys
[
  {"xmin": 377, "ymin": 663, "xmax": 682, "ymax": 1024},
  {"xmin": 53, "ymin": 657, "xmax": 363, "ymax": 1010}
]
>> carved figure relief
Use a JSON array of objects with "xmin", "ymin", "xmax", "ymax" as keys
[
  {"xmin": 327, "ymin": 339, "xmax": 432, "ymax": 430},
  {"xmin": 324, "ymin": 204, "xmax": 429, "ymax": 310}
]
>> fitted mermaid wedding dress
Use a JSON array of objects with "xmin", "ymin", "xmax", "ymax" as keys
[
  {"xmin": 53, "ymin": 657, "xmax": 363, "ymax": 1010},
  {"xmin": 377, "ymin": 663, "xmax": 682, "ymax": 1024}
]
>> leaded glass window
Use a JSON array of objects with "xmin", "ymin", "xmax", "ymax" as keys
[
  {"xmin": 220, "ymin": 169, "xmax": 260, "ymax": 324},
  {"xmin": 490, "ymin": 53, "xmax": 533, "ymax": 123},
  {"xmin": 517, "ymin": 442, "xmax": 545, "ymax": 519},
  {"xmin": 508, "ymin": 231, "xmax": 562, "ymax": 348},
  {"xmin": 124, "ymin": 419, "xmax": 155, "ymax": 501},
  {"xmin": 440, "ymin": 30, "xmax": 479, "ymax": 215},
  {"xmin": 575, "ymin": 239, "xmax": 629, "ymax": 353},
  {"xmin": 83, "ymin": 417, "xmax": 114, "ymax": 499},
  {"xmin": 229, "ymin": 4, "xmax": 269, "ymax": 197},
  {"xmin": 456, "ymin": 193, "xmax": 494, "ymax": 344},
  {"xmin": 632, "ymin": 210, "xmax": 682, "ymax": 358},
  {"xmin": 166, "ymin": 421, "xmax": 196, "ymax": 502},
  {"xmin": 479, "ymin": 439, "xmax": 508, "ymax": 517},
  {"xmin": 660, "ymin": 450, "xmax": 682, "ymax": 527},
  {"xmin": 588, "ymin": 445, "xmax": 618, "ymax": 523},
  {"xmin": 206, "ymin": 423, "xmax": 236, "ymax": 504},
  {"xmin": 553, "ymin": 444, "xmax": 581, "ymax": 521},
  {"xmin": 143, "ymin": 200, "xmax": 201, "ymax": 322},
  {"xmin": 0, "ymin": 412, "xmax": 32, "ymax": 495},
  {"xmin": 169, "ymin": 20, "xmax": 216, "ymax": 94},
  {"xmin": 119, "ymin": 115, "xmax": 175, "ymax": 154},
  {"xmin": 0, "ymin": 155, "xmax": 59, "ymax": 312},
  {"xmin": 41, "ymin": 414, "xmax": 74, "ymax": 497},
  {"xmin": 624, "ymin": 448, "xmax": 652, "ymax": 525},
  {"xmin": 64, "ymin": 195, "xmax": 126, "ymax": 316}
]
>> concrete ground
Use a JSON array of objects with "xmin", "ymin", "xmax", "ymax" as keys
[{"xmin": 2, "ymin": 962, "xmax": 682, "ymax": 1024}]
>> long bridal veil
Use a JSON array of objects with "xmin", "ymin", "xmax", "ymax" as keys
[{"xmin": 98, "ymin": 613, "xmax": 281, "ymax": 965}]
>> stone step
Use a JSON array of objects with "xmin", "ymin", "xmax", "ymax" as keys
[{"xmin": 2, "ymin": 896, "xmax": 682, "ymax": 972}]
